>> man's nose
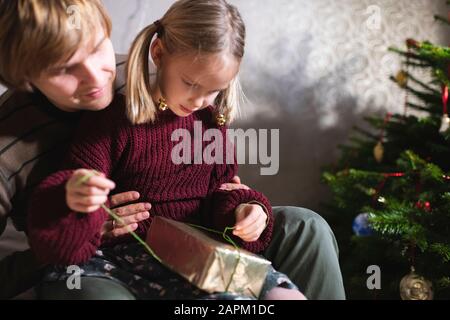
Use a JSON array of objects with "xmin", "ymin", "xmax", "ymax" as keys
[{"xmin": 79, "ymin": 60, "xmax": 103, "ymax": 86}]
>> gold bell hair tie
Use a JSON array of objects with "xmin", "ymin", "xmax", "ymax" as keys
[{"xmin": 157, "ymin": 98, "xmax": 168, "ymax": 111}]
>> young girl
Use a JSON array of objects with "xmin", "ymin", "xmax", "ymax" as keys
[{"xmin": 28, "ymin": 0, "xmax": 305, "ymax": 300}]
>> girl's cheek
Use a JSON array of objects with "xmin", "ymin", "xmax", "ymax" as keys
[{"xmin": 207, "ymin": 93, "xmax": 220, "ymax": 105}]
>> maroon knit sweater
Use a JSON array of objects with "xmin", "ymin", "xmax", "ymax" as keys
[{"xmin": 27, "ymin": 94, "xmax": 273, "ymax": 266}]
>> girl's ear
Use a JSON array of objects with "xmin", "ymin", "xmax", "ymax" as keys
[{"xmin": 150, "ymin": 38, "xmax": 165, "ymax": 68}]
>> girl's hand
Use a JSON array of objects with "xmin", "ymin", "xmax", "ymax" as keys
[
  {"xmin": 233, "ymin": 203, "xmax": 268, "ymax": 242},
  {"xmin": 66, "ymin": 169, "xmax": 115, "ymax": 213}
]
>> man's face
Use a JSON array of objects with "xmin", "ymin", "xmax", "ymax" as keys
[{"xmin": 31, "ymin": 27, "xmax": 116, "ymax": 112}]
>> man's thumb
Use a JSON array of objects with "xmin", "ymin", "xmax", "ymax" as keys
[{"xmin": 231, "ymin": 175, "xmax": 241, "ymax": 184}]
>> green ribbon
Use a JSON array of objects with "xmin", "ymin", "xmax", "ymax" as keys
[
  {"xmin": 186, "ymin": 223, "xmax": 242, "ymax": 293},
  {"xmin": 75, "ymin": 170, "xmax": 161, "ymax": 263},
  {"xmin": 76, "ymin": 170, "xmax": 244, "ymax": 295}
]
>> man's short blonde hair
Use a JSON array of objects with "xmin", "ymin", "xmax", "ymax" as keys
[{"xmin": 0, "ymin": 0, "xmax": 112, "ymax": 91}]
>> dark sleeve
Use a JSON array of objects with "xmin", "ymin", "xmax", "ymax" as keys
[
  {"xmin": 0, "ymin": 249, "xmax": 44, "ymax": 299},
  {"xmin": 27, "ymin": 95, "xmax": 127, "ymax": 265},
  {"xmin": 203, "ymin": 125, "xmax": 274, "ymax": 254},
  {"xmin": 27, "ymin": 170, "xmax": 109, "ymax": 265}
]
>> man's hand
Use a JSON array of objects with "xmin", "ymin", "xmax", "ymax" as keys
[
  {"xmin": 233, "ymin": 203, "xmax": 268, "ymax": 242},
  {"xmin": 101, "ymin": 191, "xmax": 151, "ymax": 239},
  {"xmin": 219, "ymin": 176, "xmax": 250, "ymax": 191}
]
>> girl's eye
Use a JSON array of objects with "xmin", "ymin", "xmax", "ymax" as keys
[{"xmin": 183, "ymin": 79, "xmax": 197, "ymax": 88}]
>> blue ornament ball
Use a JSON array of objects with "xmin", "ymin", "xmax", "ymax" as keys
[{"xmin": 352, "ymin": 213, "xmax": 374, "ymax": 236}]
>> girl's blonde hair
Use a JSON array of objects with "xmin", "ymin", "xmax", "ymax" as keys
[
  {"xmin": 0, "ymin": 0, "xmax": 111, "ymax": 91},
  {"xmin": 126, "ymin": 0, "xmax": 246, "ymax": 125}
]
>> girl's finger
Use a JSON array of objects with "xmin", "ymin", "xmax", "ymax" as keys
[
  {"xmin": 238, "ymin": 232, "xmax": 259, "ymax": 242},
  {"xmin": 84, "ymin": 175, "xmax": 115, "ymax": 190},
  {"xmin": 241, "ymin": 224, "xmax": 265, "ymax": 242},
  {"xmin": 74, "ymin": 195, "xmax": 108, "ymax": 207},
  {"xmin": 233, "ymin": 219, "xmax": 262, "ymax": 238},
  {"xmin": 71, "ymin": 203, "xmax": 101, "ymax": 213},
  {"xmin": 235, "ymin": 208, "xmax": 259, "ymax": 231},
  {"xmin": 72, "ymin": 185, "xmax": 109, "ymax": 196},
  {"xmin": 72, "ymin": 168, "xmax": 96, "ymax": 178}
]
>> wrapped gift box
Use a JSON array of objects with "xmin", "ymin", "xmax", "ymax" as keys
[{"xmin": 146, "ymin": 216, "xmax": 271, "ymax": 298}]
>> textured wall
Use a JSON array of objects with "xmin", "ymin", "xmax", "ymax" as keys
[
  {"xmin": 106, "ymin": 0, "xmax": 447, "ymax": 211},
  {"xmin": 222, "ymin": 0, "xmax": 449, "ymax": 210},
  {"xmin": 1, "ymin": 0, "xmax": 448, "ymax": 212}
]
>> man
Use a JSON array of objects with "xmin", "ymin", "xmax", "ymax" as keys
[{"xmin": 0, "ymin": 0, "xmax": 345, "ymax": 299}]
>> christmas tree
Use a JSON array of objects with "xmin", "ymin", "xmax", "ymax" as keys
[{"xmin": 322, "ymin": 5, "xmax": 450, "ymax": 300}]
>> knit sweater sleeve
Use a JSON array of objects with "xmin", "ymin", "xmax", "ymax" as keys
[
  {"xmin": 205, "ymin": 125, "xmax": 274, "ymax": 254},
  {"xmin": 27, "ymin": 95, "xmax": 127, "ymax": 266}
]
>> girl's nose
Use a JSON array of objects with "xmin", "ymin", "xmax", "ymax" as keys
[{"xmin": 190, "ymin": 96, "xmax": 205, "ymax": 109}]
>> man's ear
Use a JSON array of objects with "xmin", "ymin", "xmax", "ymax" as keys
[
  {"xmin": 150, "ymin": 38, "xmax": 164, "ymax": 68},
  {"xmin": 21, "ymin": 81, "xmax": 35, "ymax": 92}
]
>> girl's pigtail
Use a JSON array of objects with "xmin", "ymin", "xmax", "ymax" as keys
[
  {"xmin": 126, "ymin": 23, "xmax": 159, "ymax": 124},
  {"xmin": 215, "ymin": 76, "xmax": 242, "ymax": 125}
]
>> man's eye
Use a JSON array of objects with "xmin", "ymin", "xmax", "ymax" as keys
[
  {"xmin": 93, "ymin": 43, "xmax": 105, "ymax": 54},
  {"xmin": 51, "ymin": 68, "xmax": 67, "ymax": 75}
]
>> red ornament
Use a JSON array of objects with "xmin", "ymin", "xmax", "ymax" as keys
[
  {"xmin": 406, "ymin": 39, "xmax": 419, "ymax": 48},
  {"xmin": 443, "ymin": 85, "xmax": 449, "ymax": 115},
  {"xmin": 416, "ymin": 201, "xmax": 431, "ymax": 212}
]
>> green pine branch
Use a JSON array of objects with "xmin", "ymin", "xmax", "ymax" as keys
[
  {"xmin": 405, "ymin": 72, "xmax": 441, "ymax": 95},
  {"xmin": 321, "ymin": 4, "xmax": 450, "ymax": 298},
  {"xmin": 430, "ymin": 243, "xmax": 450, "ymax": 263}
]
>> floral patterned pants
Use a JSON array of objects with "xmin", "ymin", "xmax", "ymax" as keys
[{"xmin": 41, "ymin": 242, "xmax": 298, "ymax": 300}]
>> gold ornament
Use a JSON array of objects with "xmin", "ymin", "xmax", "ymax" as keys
[
  {"xmin": 395, "ymin": 70, "xmax": 408, "ymax": 88},
  {"xmin": 399, "ymin": 267, "xmax": 433, "ymax": 300},
  {"xmin": 373, "ymin": 141, "xmax": 384, "ymax": 163},
  {"xmin": 216, "ymin": 113, "xmax": 227, "ymax": 126},
  {"xmin": 439, "ymin": 114, "xmax": 450, "ymax": 133},
  {"xmin": 157, "ymin": 98, "xmax": 168, "ymax": 111}
]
